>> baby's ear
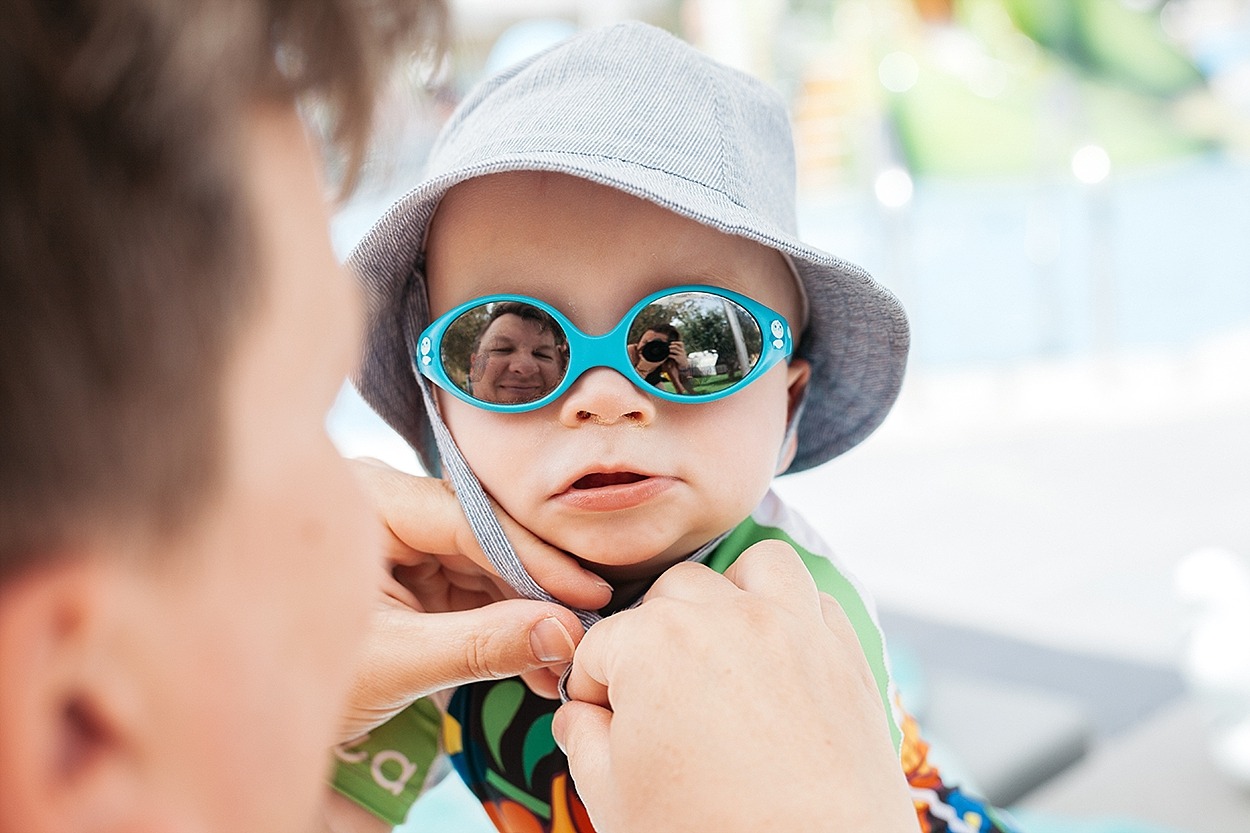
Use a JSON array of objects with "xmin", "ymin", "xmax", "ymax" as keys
[
  {"xmin": 784, "ymin": 358, "xmax": 811, "ymax": 425},
  {"xmin": 775, "ymin": 358, "xmax": 811, "ymax": 474}
]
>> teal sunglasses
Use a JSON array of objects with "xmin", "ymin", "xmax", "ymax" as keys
[{"xmin": 416, "ymin": 285, "xmax": 793, "ymax": 412}]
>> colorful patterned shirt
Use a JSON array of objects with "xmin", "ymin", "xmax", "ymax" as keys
[{"xmin": 333, "ymin": 490, "xmax": 1021, "ymax": 833}]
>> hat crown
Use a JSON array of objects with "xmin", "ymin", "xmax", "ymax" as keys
[
  {"xmin": 426, "ymin": 22, "xmax": 799, "ymax": 236},
  {"xmin": 350, "ymin": 22, "xmax": 908, "ymax": 480}
]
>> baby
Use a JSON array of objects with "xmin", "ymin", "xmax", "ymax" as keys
[{"xmin": 337, "ymin": 21, "xmax": 1019, "ymax": 833}]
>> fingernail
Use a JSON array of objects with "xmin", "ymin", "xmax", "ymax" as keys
[
  {"xmin": 592, "ymin": 576, "xmax": 614, "ymax": 593},
  {"xmin": 530, "ymin": 617, "xmax": 575, "ymax": 664}
]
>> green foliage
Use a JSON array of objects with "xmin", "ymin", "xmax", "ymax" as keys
[
  {"xmin": 998, "ymin": 0, "xmax": 1202, "ymax": 96},
  {"xmin": 891, "ymin": 0, "xmax": 1214, "ymax": 175},
  {"xmin": 440, "ymin": 305, "xmax": 493, "ymax": 390}
]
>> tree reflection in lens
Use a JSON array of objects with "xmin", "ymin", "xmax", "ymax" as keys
[
  {"xmin": 466, "ymin": 303, "xmax": 568, "ymax": 404},
  {"xmin": 627, "ymin": 292, "xmax": 762, "ymax": 397}
]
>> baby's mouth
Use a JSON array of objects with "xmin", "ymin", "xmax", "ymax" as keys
[
  {"xmin": 556, "ymin": 470, "xmax": 673, "ymax": 512},
  {"xmin": 571, "ymin": 471, "xmax": 648, "ymax": 489}
]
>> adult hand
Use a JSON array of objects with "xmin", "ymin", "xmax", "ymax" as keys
[
  {"xmin": 353, "ymin": 458, "xmax": 610, "ymax": 612},
  {"xmin": 337, "ymin": 459, "xmax": 611, "ymax": 742},
  {"xmin": 667, "ymin": 338, "xmax": 688, "ymax": 369},
  {"xmin": 552, "ymin": 540, "xmax": 917, "ymax": 833},
  {"xmin": 632, "ymin": 354, "xmax": 662, "ymax": 376}
]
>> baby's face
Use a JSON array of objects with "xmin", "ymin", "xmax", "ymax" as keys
[{"xmin": 425, "ymin": 171, "xmax": 808, "ymax": 582}]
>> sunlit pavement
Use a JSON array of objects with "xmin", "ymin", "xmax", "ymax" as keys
[{"xmin": 774, "ymin": 327, "xmax": 1250, "ymax": 667}]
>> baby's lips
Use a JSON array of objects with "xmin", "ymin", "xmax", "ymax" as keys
[{"xmin": 570, "ymin": 471, "xmax": 649, "ymax": 490}]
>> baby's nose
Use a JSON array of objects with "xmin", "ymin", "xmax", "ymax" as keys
[{"xmin": 557, "ymin": 367, "xmax": 655, "ymax": 427}]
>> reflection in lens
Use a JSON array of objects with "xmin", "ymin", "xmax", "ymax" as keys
[
  {"xmin": 440, "ymin": 302, "xmax": 569, "ymax": 405},
  {"xmin": 627, "ymin": 291, "xmax": 762, "ymax": 396}
]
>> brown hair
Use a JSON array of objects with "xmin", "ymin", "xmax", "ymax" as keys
[
  {"xmin": 471, "ymin": 302, "xmax": 567, "ymax": 353},
  {"xmin": 0, "ymin": 0, "xmax": 445, "ymax": 574},
  {"xmin": 642, "ymin": 323, "xmax": 682, "ymax": 343}
]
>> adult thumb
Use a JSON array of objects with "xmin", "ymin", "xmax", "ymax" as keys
[
  {"xmin": 347, "ymin": 598, "xmax": 585, "ymax": 730},
  {"xmin": 402, "ymin": 600, "xmax": 584, "ymax": 695}
]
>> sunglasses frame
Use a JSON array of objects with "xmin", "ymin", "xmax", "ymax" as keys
[{"xmin": 416, "ymin": 284, "xmax": 794, "ymax": 413}]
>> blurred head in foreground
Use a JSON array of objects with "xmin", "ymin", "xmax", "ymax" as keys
[{"xmin": 0, "ymin": 1, "xmax": 442, "ymax": 830}]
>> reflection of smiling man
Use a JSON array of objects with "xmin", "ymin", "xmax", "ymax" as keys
[{"xmin": 469, "ymin": 304, "xmax": 566, "ymax": 404}]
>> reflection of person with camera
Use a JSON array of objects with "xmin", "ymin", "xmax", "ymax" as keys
[{"xmin": 628, "ymin": 323, "xmax": 693, "ymax": 394}]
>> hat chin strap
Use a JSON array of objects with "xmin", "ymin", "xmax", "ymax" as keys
[
  {"xmin": 415, "ymin": 372, "xmax": 603, "ymax": 629},
  {"xmin": 412, "ymin": 363, "xmax": 730, "ymax": 630},
  {"xmin": 416, "ymin": 367, "xmax": 736, "ymax": 701}
]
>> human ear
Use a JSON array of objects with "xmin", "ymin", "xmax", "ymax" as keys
[
  {"xmin": 0, "ymin": 557, "xmax": 149, "ymax": 833},
  {"xmin": 784, "ymin": 357, "xmax": 811, "ymax": 425},
  {"xmin": 775, "ymin": 358, "xmax": 811, "ymax": 475}
]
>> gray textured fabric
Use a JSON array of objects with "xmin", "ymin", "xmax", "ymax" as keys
[
  {"xmin": 424, "ymin": 358, "xmax": 728, "ymax": 627},
  {"xmin": 421, "ymin": 347, "xmax": 726, "ymax": 625},
  {"xmin": 351, "ymin": 20, "xmax": 910, "ymax": 477},
  {"xmin": 415, "ymin": 371, "xmax": 600, "ymax": 628}
]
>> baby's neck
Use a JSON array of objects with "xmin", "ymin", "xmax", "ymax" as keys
[
  {"xmin": 591, "ymin": 534, "xmax": 729, "ymax": 614},
  {"xmin": 580, "ymin": 551, "xmax": 684, "ymax": 614},
  {"xmin": 601, "ymin": 577, "xmax": 656, "ymax": 614}
]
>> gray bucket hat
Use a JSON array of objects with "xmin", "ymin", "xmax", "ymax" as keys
[{"xmin": 350, "ymin": 21, "xmax": 909, "ymax": 477}]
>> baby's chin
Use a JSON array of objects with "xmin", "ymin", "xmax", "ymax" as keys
[
  {"xmin": 564, "ymin": 537, "xmax": 710, "ymax": 584},
  {"xmin": 576, "ymin": 553, "xmax": 682, "ymax": 585},
  {"xmin": 522, "ymin": 515, "xmax": 736, "ymax": 584}
]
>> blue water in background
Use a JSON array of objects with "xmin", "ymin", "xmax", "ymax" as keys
[
  {"xmin": 333, "ymin": 154, "xmax": 1250, "ymax": 374},
  {"xmin": 792, "ymin": 154, "xmax": 1250, "ymax": 369}
]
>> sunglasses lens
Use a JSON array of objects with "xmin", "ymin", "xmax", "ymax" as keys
[
  {"xmin": 438, "ymin": 301, "xmax": 569, "ymax": 406},
  {"xmin": 627, "ymin": 291, "xmax": 763, "ymax": 397}
]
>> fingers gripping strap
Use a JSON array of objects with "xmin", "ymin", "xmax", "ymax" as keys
[
  {"xmin": 424, "ymin": 369, "xmax": 731, "ymax": 705},
  {"xmin": 402, "ymin": 284, "xmax": 603, "ymax": 627},
  {"xmin": 554, "ymin": 529, "xmax": 728, "ymax": 702},
  {"xmin": 423, "ymin": 355, "xmax": 730, "ymax": 704},
  {"xmin": 414, "ymin": 368, "xmax": 604, "ymax": 630}
]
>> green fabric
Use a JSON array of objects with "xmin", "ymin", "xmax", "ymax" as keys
[
  {"xmin": 485, "ymin": 767, "xmax": 552, "ymax": 816},
  {"xmin": 481, "ymin": 680, "xmax": 525, "ymax": 770},
  {"xmin": 333, "ymin": 509, "xmax": 902, "ymax": 825},
  {"xmin": 704, "ymin": 517, "xmax": 902, "ymax": 752},
  {"xmin": 331, "ymin": 697, "xmax": 442, "ymax": 826}
]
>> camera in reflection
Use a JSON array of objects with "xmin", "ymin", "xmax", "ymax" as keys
[{"xmin": 639, "ymin": 338, "xmax": 673, "ymax": 363}]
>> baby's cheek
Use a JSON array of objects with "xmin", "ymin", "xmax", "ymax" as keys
[
  {"xmin": 703, "ymin": 398, "xmax": 788, "ymax": 485},
  {"xmin": 704, "ymin": 455, "xmax": 775, "ymax": 520},
  {"xmin": 440, "ymin": 406, "xmax": 534, "ymax": 497}
]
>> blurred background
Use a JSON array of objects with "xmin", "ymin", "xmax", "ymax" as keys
[{"xmin": 327, "ymin": 1, "xmax": 1250, "ymax": 829}]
